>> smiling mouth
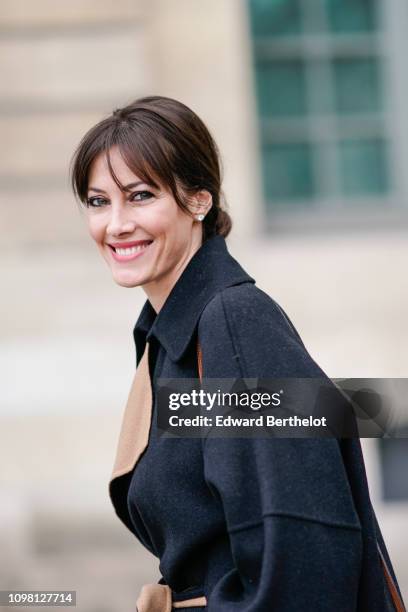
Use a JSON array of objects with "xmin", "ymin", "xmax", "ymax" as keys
[
  {"xmin": 109, "ymin": 240, "xmax": 153, "ymax": 255},
  {"xmin": 108, "ymin": 239, "xmax": 154, "ymax": 261}
]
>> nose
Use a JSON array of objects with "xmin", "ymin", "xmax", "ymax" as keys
[{"xmin": 106, "ymin": 202, "xmax": 136, "ymax": 237}]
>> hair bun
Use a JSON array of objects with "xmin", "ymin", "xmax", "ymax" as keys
[{"xmin": 215, "ymin": 208, "xmax": 232, "ymax": 238}]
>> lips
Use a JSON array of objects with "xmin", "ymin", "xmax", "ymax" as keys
[
  {"xmin": 108, "ymin": 239, "xmax": 154, "ymax": 262},
  {"xmin": 109, "ymin": 239, "xmax": 153, "ymax": 252}
]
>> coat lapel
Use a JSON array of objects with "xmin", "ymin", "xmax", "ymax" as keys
[
  {"xmin": 133, "ymin": 236, "xmax": 255, "ymax": 364},
  {"xmin": 109, "ymin": 342, "xmax": 152, "ymax": 483}
]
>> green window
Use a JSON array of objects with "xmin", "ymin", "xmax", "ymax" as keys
[
  {"xmin": 255, "ymin": 60, "xmax": 307, "ymax": 118},
  {"xmin": 248, "ymin": 0, "xmax": 390, "ymax": 212},
  {"xmin": 262, "ymin": 142, "xmax": 315, "ymax": 201},
  {"xmin": 339, "ymin": 139, "xmax": 388, "ymax": 196}
]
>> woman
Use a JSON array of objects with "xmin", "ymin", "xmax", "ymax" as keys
[{"xmin": 70, "ymin": 96, "xmax": 404, "ymax": 611}]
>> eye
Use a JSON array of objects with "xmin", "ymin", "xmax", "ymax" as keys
[
  {"xmin": 85, "ymin": 196, "xmax": 109, "ymax": 208},
  {"xmin": 129, "ymin": 190, "xmax": 154, "ymax": 203}
]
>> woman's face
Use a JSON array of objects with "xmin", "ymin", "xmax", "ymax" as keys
[{"xmin": 85, "ymin": 146, "xmax": 210, "ymax": 303}]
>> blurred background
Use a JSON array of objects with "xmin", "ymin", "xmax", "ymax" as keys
[{"xmin": 1, "ymin": 0, "xmax": 407, "ymax": 610}]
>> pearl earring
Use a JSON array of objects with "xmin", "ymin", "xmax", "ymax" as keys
[{"xmin": 196, "ymin": 214, "xmax": 205, "ymax": 221}]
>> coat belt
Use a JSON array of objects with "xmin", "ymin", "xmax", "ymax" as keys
[{"xmin": 136, "ymin": 583, "xmax": 207, "ymax": 611}]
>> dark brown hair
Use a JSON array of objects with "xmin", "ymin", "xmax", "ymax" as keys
[{"xmin": 70, "ymin": 95, "xmax": 232, "ymax": 241}]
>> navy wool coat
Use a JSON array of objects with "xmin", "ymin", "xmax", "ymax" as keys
[{"xmin": 109, "ymin": 234, "xmax": 403, "ymax": 611}]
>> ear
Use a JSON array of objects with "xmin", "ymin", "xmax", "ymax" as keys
[{"xmin": 191, "ymin": 189, "xmax": 213, "ymax": 217}]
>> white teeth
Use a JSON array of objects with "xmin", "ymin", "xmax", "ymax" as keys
[{"xmin": 115, "ymin": 242, "xmax": 151, "ymax": 256}]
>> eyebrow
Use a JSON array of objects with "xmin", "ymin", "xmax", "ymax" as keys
[{"xmin": 87, "ymin": 181, "xmax": 146, "ymax": 194}]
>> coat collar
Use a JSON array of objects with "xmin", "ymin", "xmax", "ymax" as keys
[{"xmin": 133, "ymin": 235, "xmax": 256, "ymax": 363}]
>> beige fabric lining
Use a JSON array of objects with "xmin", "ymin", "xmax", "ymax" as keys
[
  {"xmin": 136, "ymin": 584, "xmax": 172, "ymax": 612},
  {"xmin": 109, "ymin": 342, "xmax": 153, "ymax": 483},
  {"xmin": 136, "ymin": 583, "xmax": 207, "ymax": 611},
  {"xmin": 173, "ymin": 596, "xmax": 207, "ymax": 608}
]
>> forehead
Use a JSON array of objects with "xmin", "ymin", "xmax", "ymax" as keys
[{"xmin": 87, "ymin": 147, "xmax": 143, "ymax": 191}]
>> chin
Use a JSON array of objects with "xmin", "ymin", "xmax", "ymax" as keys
[{"xmin": 112, "ymin": 272, "xmax": 146, "ymax": 288}]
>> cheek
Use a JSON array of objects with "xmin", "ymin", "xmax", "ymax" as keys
[
  {"xmin": 164, "ymin": 203, "xmax": 194, "ymax": 235},
  {"xmin": 87, "ymin": 216, "xmax": 104, "ymax": 245},
  {"xmin": 145, "ymin": 205, "xmax": 184, "ymax": 237}
]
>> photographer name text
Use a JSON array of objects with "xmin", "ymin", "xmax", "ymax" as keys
[{"xmin": 167, "ymin": 415, "xmax": 327, "ymax": 428}]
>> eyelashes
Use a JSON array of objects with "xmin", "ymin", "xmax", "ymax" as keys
[
  {"xmin": 85, "ymin": 190, "xmax": 155, "ymax": 208},
  {"xmin": 85, "ymin": 196, "xmax": 107, "ymax": 208}
]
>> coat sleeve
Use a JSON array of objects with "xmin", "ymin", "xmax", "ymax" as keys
[{"xmin": 198, "ymin": 286, "xmax": 363, "ymax": 611}]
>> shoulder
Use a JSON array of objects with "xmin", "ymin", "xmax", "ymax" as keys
[
  {"xmin": 203, "ymin": 282, "xmax": 304, "ymax": 341},
  {"xmin": 198, "ymin": 283, "xmax": 325, "ymax": 378}
]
